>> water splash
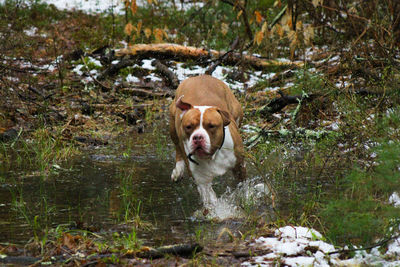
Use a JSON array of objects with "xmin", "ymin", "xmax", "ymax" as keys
[{"xmin": 193, "ymin": 176, "xmax": 272, "ymax": 221}]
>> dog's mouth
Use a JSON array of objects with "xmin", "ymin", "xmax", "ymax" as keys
[{"xmin": 192, "ymin": 146, "xmax": 211, "ymax": 158}]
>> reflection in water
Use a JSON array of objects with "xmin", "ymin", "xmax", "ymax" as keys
[{"xmin": 0, "ymin": 140, "xmax": 272, "ymax": 245}]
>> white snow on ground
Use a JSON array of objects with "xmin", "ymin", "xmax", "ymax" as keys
[
  {"xmin": 23, "ymin": 26, "xmax": 37, "ymax": 36},
  {"xmin": 3, "ymin": 1, "xmax": 400, "ymax": 262},
  {"xmin": 242, "ymin": 226, "xmax": 337, "ymax": 267},
  {"xmin": 144, "ymin": 73, "xmax": 162, "ymax": 82},
  {"xmin": 43, "ymin": 0, "xmax": 124, "ymax": 14},
  {"xmin": 88, "ymin": 57, "xmax": 102, "ymax": 67},
  {"xmin": 243, "ymin": 194, "xmax": 400, "ymax": 267},
  {"xmin": 141, "ymin": 59, "xmax": 156, "ymax": 71},
  {"xmin": 0, "ymin": 0, "xmax": 204, "ymax": 14},
  {"xmin": 389, "ymin": 192, "xmax": 400, "ymax": 207},
  {"xmin": 126, "ymin": 74, "xmax": 140, "ymax": 83},
  {"xmin": 114, "ymin": 60, "xmax": 277, "ymax": 91}
]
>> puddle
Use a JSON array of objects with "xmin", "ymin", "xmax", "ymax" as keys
[{"xmin": 0, "ymin": 132, "xmax": 272, "ymax": 246}]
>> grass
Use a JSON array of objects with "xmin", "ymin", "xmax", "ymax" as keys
[
  {"xmin": 112, "ymin": 227, "xmax": 142, "ymax": 251},
  {"xmin": 243, "ymin": 66, "xmax": 400, "ymax": 247},
  {"xmin": 0, "ymin": 127, "xmax": 78, "ymax": 175},
  {"xmin": 9, "ymin": 176, "xmax": 55, "ymax": 253},
  {"xmin": 1, "ymin": 0, "xmax": 400, "ymax": 262}
]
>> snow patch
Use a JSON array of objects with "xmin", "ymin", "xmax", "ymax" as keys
[
  {"xmin": 126, "ymin": 74, "xmax": 140, "ymax": 83},
  {"xmin": 244, "ymin": 225, "xmax": 400, "ymax": 267},
  {"xmin": 43, "ymin": 0, "xmax": 124, "ymax": 14},
  {"xmin": 389, "ymin": 192, "xmax": 400, "ymax": 207},
  {"xmin": 23, "ymin": 26, "xmax": 37, "ymax": 36}
]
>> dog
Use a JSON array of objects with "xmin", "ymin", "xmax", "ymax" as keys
[{"xmin": 169, "ymin": 75, "xmax": 246, "ymax": 208}]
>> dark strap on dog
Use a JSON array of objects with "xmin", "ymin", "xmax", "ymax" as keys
[
  {"xmin": 188, "ymin": 153, "xmax": 199, "ymax": 165},
  {"xmin": 187, "ymin": 126, "xmax": 226, "ymax": 166},
  {"xmin": 219, "ymin": 126, "xmax": 226, "ymax": 150}
]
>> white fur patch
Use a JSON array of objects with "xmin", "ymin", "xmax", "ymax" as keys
[
  {"xmin": 171, "ymin": 160, "xmax": 185, "ymax": 181},
  {"xmin": 183, "ymin": 106, "xmax": 212, "ymax": 155},
  {"xmin": 189, "ymin": 126, "xmax": 237, "ymax": 206}
]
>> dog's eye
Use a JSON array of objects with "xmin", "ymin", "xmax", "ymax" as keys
[
  {"xmin": 185, "ymin": 125, "xmax": 192, "ymax": 131},
  {"xmin": 208, "ymin": 124, "xmax": 215, "ymax": 129}
]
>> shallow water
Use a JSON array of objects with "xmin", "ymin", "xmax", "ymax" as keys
[{"xmin": 0, "ymin": 133, "xmax": 270, "ymax": 245}]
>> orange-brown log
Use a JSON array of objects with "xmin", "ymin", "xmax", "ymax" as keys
[{"xmin": 115, "ymin": 43, "xmax": 304, "ymax": 70}]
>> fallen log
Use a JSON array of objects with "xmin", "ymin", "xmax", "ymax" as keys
[
  {"xmin": 116, "ymin": 43, "xmax": 304, "ymax": 71},
  {"xmin": 136, "ymin": 243, "xmax": 202, "ymax": 259},
  {"xmin": 90, "ymin": 103, "xmax": 152, "ymax": 111},
  {"xmin": 97, "ymin": 58, "xmax": 139, "ymax": 80},
  {"xmin": 151, "ymin": 59, "xmax": 179, "ymax": 88},
  {"xmin": 259, "ymin": 90, "xmax": 320, "ymax": 117}
]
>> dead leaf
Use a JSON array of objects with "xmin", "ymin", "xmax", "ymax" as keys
[
  {"xmin": 144, "ymin": 28, "xmax": 152, "ymax": 39},
  {"xmin": 237, "ymin": 10, "xmax": 243, "ymax": 20},
  {"xmin": 62, "ymin": 233, "xmax": 82, "ymax": 250},
  {"xmin": 136, "ymin": 21, "xmax": 142, "ymax": 36},
  {"xmin": 275, "ymin": 24, "xmax": 284, "ymax": 38},
  {"xmin": 124, "ymin": 22, "xmax": 134, "ymax": 36},
  {"xmin": 254, "ymin": 30, "xmax": 264, "ymax": 45},
  {"xmin": 281, "ymin": 10, "xmax": 291, "ymax": 26},
  {"xmin": 261, "ymin": 21, "xmax": 268, "ymax": 33},
  {"xmin": 304, "ymin": 25, "xmax": 314, "ymax": 45},
  {"xmin": 289, "ymin": 32, "xmax": 298, "ymax": 60},
  {"xmin": 296, "ymin": 20, "xmax": 303, "ymax": 31},
  {"xmin": 254, "ymin": 10, "xmax": 263, "ymax": 24},
  {"xmin": 221, "ymin": 23, "xmax": 229, "ymax": 36},
  {"xmin": 274, "ymin": 0, "xmax": 281, "ymax": 8},
  {"xmin": 153, "ymin": 28, "xmax": 164, "ymax": 42},
  {"xmin": 130, "ymin": 0, "xmax": 138, "ymax": 14},
  {"xmin": 288, "ymin": 30, "xmax": 296, "ymax": 42},
  {"xmin": 312, "ymin": 0, "xmax": 322, "ymax": 7}
]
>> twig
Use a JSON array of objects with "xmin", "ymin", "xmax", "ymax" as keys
[
  {"xmin": 205, "ymin": 36, "xmax": 240, "ymax": 75},
  {"xmin": 328, "ymin": 233, "xmax": 400, "ymax": 255},
  {"xmin": 120, "ymin": 87, "xmax": 172, "ymax": 98},
  {"xmin": 269, "ymin": 4, "xmax": 287, "ymax": 30}
]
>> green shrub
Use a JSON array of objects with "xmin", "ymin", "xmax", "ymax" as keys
[{"xmin": 320, "ymin": 140, "xmax": 400, "ymax": 245}]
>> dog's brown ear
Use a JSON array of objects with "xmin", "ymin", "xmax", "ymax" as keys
[
  {"xmin": 176, "ymin": 95, "xmax": 192, "ymax": 111},
  {"xmin": 218, "ymin": 109, "xmax": 231, "ymax": 127}
]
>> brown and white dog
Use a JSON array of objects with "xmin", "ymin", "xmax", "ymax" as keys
[{"xmin": 169, "ymin": 75, "xmax": 246, "ymax": 208}]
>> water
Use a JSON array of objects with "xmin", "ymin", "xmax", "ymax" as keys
[{"xmin": 0, "ymin": 133, "xmax": 272, "ymax": 245}]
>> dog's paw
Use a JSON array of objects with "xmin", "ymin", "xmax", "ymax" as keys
[{"xmin": 171, "ymin": 160, "xmax": 185, "ymax": 182}]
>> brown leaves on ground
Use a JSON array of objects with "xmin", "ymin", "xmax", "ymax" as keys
[{"xmin": 60, "ymin": 233, "xmax": 95, "ymax": 253}]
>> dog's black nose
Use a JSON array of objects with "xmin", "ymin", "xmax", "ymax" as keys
[{"xmin": 193, "ymin": 134, "xmax": 204, "ymax": 144}]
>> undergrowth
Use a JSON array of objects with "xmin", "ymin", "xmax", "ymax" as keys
[
  {"xmin": 248, "ymin": 69, "xmax": 400, "ymax": 247},
  {"xmin": 1, "ymin": 0, "xmax": 400, "ymax": 256}
]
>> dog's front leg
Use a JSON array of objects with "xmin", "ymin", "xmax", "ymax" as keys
[
  {"xmin": 171, "ymin": 159, "xmax": 185, "ymax": 181},
  {"xmin": 171, "ymin": 146, "xmax": 186, "ymax": 181},
  {"xmin": 193, "ymin": 174, "xmax": 218, "ymax": 208},
  {"xmin": 196, "ymin": 182, "xmax": 218, "ymax": 208}
]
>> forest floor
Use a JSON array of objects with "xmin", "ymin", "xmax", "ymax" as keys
[{"xmin": 1, "ymin": 0, "xmax": 400, "ymax": 266}]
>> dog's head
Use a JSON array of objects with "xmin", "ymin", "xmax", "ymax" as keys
[{"xmin": 176, "ymin": 95, "xmax": 231, "ymax": 158}]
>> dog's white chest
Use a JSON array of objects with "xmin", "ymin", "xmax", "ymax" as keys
[{"xmin": 189, "ymin": 126, "xmax": 237, "ymax": 184}]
